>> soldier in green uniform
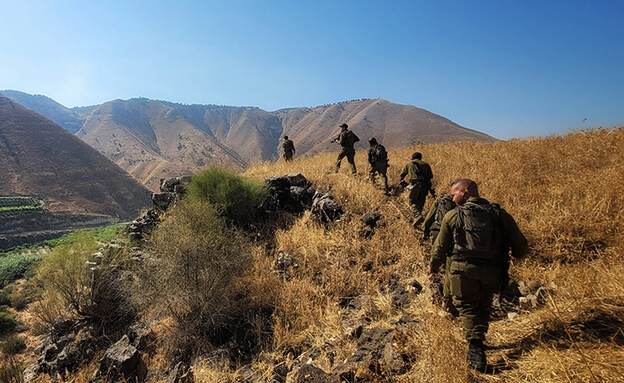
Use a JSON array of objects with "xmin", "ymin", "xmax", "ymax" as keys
[
  {"xmin": 422, "ymin": 185, "xmax": 458, "ymax": 313},
  {"xmin": 399, "ymin": 152, "xmax": 433, "ymax": 225},
  {"xmin": 367, "ymin": 137, "xmax": 389, "ymax": 192},
  {"xmin": 282, "ymin": 136, "xmax": 295, "ymax": 162},
  {"xmin": 333, "ymin": 123, "xmax": 359, "ymax": 174},
  {"xmin": 429, "ymin": 179, "xmax": 528, "ymax": 371}
]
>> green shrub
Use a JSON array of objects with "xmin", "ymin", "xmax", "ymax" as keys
[
  {"xmin": 0, "ymin": 335, "xmax": 25, "ymax": 355},
  {"xmin": 36, "ymin": 232, "xmax": 99, "ymax": 318},
  {"xmin": 0, "ymin": 255, "xmax": 41, "ymax": 289},
  {"xmin": 0, "ymin": 287, "xmax": 11, "ymax": 306},
  {"xmin": 0, "ymin": 312, "xmax": 17, "ymax": 335},
  {"xmin": 136, "ymin": 199, "xmax": 252, "ymax": 355},
  {"xmin": 187, "ymin": 167, "xmax": 268, "ymax": 227}
]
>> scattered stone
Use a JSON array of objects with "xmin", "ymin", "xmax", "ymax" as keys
[
  {"xmin": 406, "ymin": 279, "xmax": 423, "ymax": 294},
  {"xmin": 274, "ymin": 251, "xmax": 299, "ymax": 280},
  {"xmin": 128, "ymin": 321, "xmax": 154, "ymax": 350},
  {"xmin": 361, "ymin": 212, "xmax": 381, "ymax": 228},
  {"xmin": 311, "ymin": 191, "xmax": 343, "ymax": 223},
  {"xmin": 360, "ymin": 211, "xmax": 381, "ymax": 238}
]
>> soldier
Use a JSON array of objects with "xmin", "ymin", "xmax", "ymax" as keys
[
  {"xmin": 282, "ymin": 136, "xmax": 295, "ymax": 162},
  {"xmin": 399, "ymin": 152, "xmax": 433, "ymax": 226},
  {"xmin": 429, "ymin": 179, "xmax": 528, "ymax": 371},
  {"xmin": 422, "ymin": 183, "xmax": 458, "ymax": 313},
  {"xmin": 333, "ymin": 123, "xmax": 359, "ymax": 174},
  {"xmin": 367, "ymin": 137, "xmax": 389, "ymax": 192}
]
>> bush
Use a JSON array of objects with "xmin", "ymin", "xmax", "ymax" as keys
[
  {"xmin": 136, "ymin": 199, "xmax": 253, "ymax": 354},
  {"xmin": 35, "ymin": 232, "xmax": 99, "ymax": 318},
  {"xmin": 0, "ymin": 255, "xmax": 41, "ymax": 289},
  {"xmin": 0, "ymin": 312, "xmax": 17, "ymax": 335},
  {"xmin": 0, "ymin": 335, "xmax": 25, "ymax": 355},
  {"xmin": 187, "ymin": 167, "xmax": 268, "ymax": 227}
]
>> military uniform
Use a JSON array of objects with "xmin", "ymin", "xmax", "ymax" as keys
[
  {"xmin": 335, "ymin": 130, "xmax": 359, "ymax": 173},
  {"xmin": 422, "ymin": 193, "xmax": 456, "ymax": 303},
  {"xmin": 282, "ymin": 139, "xmax": 295, "ymax": 161},
  {"xmin": 367, "ymin": 144, "xmax": 389, "ymax": 191},
  {"xmin": 399, "ymin": 159, "xmax": 433, "ymax": 223},
  {"xmin": 430, "ymin": 197, "xmax": 528, "ymax": 343}
]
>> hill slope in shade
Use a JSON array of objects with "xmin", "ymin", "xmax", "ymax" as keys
[{"xmin": 0, "ymin": 94, "xmax": 151, "ymax": 220}]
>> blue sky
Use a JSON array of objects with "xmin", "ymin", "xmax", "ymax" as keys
[{"xmin": 1, "ymin": 0, "xmax": 622, "ymax": 139}]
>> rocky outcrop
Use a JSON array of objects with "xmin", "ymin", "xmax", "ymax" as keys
[{"xmin": 128, "ymin": 176, "xmax": 192, "ymax": 241}]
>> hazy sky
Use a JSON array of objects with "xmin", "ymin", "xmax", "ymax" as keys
[{"xmin": 1, "ymin": 0, "xmax": 622, "ymax": 139}]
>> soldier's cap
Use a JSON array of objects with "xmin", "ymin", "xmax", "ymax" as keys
[
  {"xmin": 283, "ymin": 136, "xmax": 288, "ymax": 139},
  {"xmin": 339, "ymin": 123, "xmax": 348, "ymax": 129},
  {"xmin": 368, "ymin": 137, "xmax": 377, "ymax": 144},
  {"xmin": 411, "ymin": 152, "xmax": 422, "ymax": 160}
]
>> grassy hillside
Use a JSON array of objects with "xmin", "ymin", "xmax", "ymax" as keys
[
  {"xmin": 8, "ymin": 127, "xmax": 623, "ymax": 382},
  {"xmin": 240, "ymin": 127, "xmax": 624, "ymax": 382}
]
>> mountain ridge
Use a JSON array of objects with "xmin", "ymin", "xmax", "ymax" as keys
[{"xmin": 2, "ymin": 90, "xmax": 496, "ymax": 191}]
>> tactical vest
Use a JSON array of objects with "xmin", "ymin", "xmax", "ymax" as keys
[{"xmin": 452, "ymin": 201, "xmax": 504, "ymax": 264}]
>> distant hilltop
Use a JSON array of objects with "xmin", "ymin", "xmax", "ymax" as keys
[{"xmin": 1, "ymin": 90, "xmax": 495, "ymax": 191}]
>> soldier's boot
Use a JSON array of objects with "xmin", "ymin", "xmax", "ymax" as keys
[{"xmin": 467, "ymin": 340, "xmax": 487, "ymax": 372}]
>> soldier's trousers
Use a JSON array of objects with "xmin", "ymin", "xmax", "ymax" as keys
[
  {"xmin": 408, "ymin": 185, "xmax": 428, "ymax": 222},
  {"xmin": 336, "ymin": 148, "xmax": 356, "ymax": 174},
  {"xmin": 448, "ymin": 260, "xmax": 502, "ymax": 341},
  {"xmin": 369, "ymin": 163, "xmax": 388, "ymax": 190},
  {"xmin": 284, "ymin": 152, "xmax": 293, "ymax": 162}
]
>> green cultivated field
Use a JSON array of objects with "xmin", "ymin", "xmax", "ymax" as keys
[{"xmin": 0, "ymin": 196, "xmax": 44, "ymax": 218}]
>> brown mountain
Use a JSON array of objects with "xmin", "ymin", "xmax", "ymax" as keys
[
  {"xmin": 0, "ymin": 94, "xmax": 151, "ymax": 220},
  {"xmin": 3, "ymin": 92, "xmax": 495, "ymax": 191},
  {"xmin": 276, "ymin": 99, "xmax": 495, "ymax": 156},
  {"xmin": 75, "ymin": 98, "xmax": 250, "ymax": 190}
]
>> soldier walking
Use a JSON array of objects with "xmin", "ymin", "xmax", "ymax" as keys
[
  {"xmin": 429, "ymin": 179, "xmax": 528, "ymax": 371},
  {"xmin": 367, "ymin": 138, "xmax": 389, "ymax": 193},
  {"xmin": 282, "ymin": 136, "xmax": 295, "ymax": 162},
  {"xmin": 422, "ymin": 184, "xmax": 458, "ymax": 314},
  {"xmin": 399, "ymin": 152, "xmax": 433, "ymax": 226},
  {"xmin": 333, "ymin": 123, "xmax": 359, "ymax": 174}
]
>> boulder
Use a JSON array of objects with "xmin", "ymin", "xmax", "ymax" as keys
[
  {"xmin": 286, "ymin": 173, "xmax": 308, "ymax": 187},
  {"xmin": 311, "ymin": 192, "xmax": 343, "ymax": 222},
  {"xmin": 95, "ymin": 335, "xmax": 143, "ymax": 382}
]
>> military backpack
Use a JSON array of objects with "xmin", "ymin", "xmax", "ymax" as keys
[
  {"xmin": 370, "ymin": 144, "xmax": 388, "ymax": 163},
  {"xmin": 434, "ymin": 194, "xmax": 456, "ymax": 225},
  {"xmin": 452, "ymin": 201, "xmax": 504, "ymax": 263},
  {"xmin": 340, "ymin": 131, "xmax": 360, "ymax": 147}
]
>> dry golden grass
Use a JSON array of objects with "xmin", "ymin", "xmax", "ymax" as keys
[{"xmin": 236, "ymin": 127, "xmax": 624, "ymax": 382}]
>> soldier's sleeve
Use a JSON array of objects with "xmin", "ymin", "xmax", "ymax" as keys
[
  {"xmin": 430, "ymin": 210, "xmax": 455, "ymax": 270},
  {"xmin": 399, "ymin": 164, "xmax": 408, "ymax": 180},
  {"xmin": 499, "ymin": 209, "xmax": 529, "ymax": 259},
  {"xmin": 421, "ymin": 199, "xmax": 437, "ymax": 233}
]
